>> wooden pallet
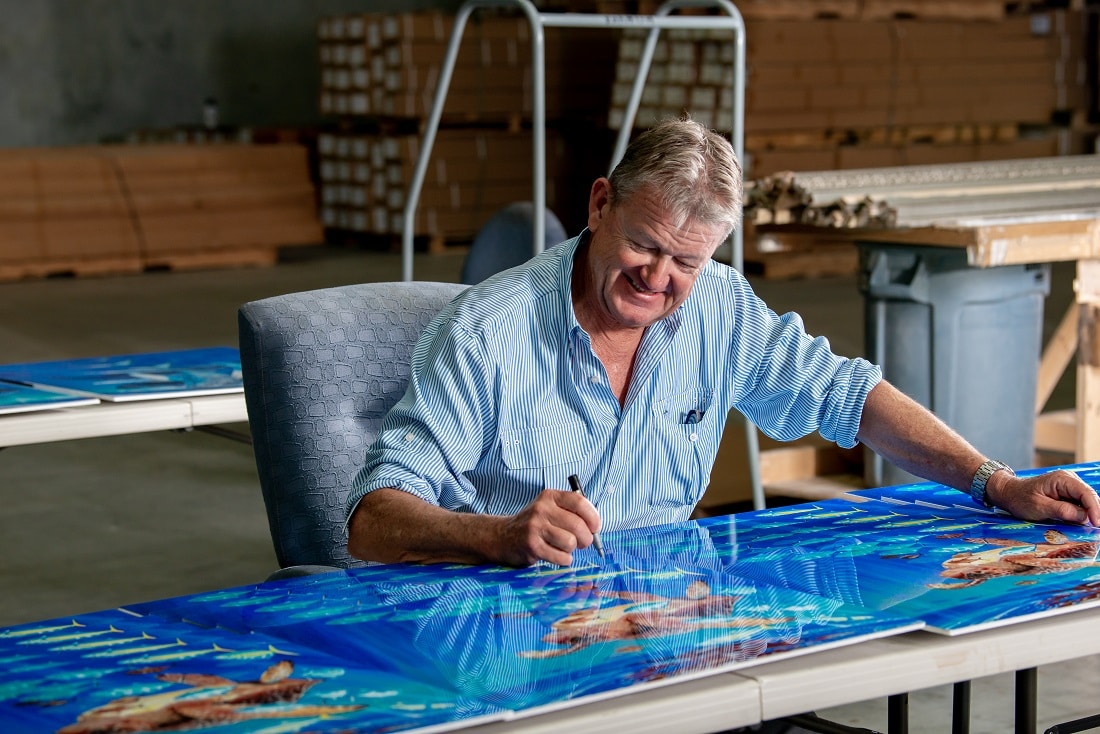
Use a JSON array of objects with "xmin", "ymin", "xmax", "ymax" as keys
[
  {"xmin": 591, "ymin": 0, "xmax": 1005, "ymax": 20},
  {"xmin": 862, "ymin": 0, "xmax": 1005, "ymax": 20},
  {"xmin": 141, "ymin": 247, "xmax": 281, "ymax": 273},
  {"xmin": 0, "ymin": 256, "xmax": 144, "ymax": 282},
  {"xmin": 746, "ymin": 123, "xmax": 1020, "ymax": 154}
]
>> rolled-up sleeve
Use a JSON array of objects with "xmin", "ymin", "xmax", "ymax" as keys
[
  {"xmin": 733, "ymin": 293, "xmax": 882, "ymax": 449},
  {"xmin": 345, "ymin": 312, "xmax": 496, "ymax": 521}
]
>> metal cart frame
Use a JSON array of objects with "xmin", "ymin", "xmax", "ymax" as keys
[{"xmin": 398, "ymin": 0, "xmax": 762, "ymax": 509}]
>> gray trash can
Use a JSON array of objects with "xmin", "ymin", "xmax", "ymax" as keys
[{"xmin": 859, "ymin": 243, "xmax": 1051, "ymax": 487}]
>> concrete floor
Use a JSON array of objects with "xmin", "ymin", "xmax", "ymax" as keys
[{"xmin": 0, "ymin": 245, "xmax": 1094, "ymax": 733}]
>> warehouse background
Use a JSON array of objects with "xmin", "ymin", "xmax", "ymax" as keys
[{"xmin": 1, "ymin": 5, "xmax": 1099, "ymax": 730}]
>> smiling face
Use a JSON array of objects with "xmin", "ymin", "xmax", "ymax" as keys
[{"xmin": 575, "ymin": 177, "xmax": 727, "ymax": 335}]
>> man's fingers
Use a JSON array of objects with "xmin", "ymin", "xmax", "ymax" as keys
[{"xmin": 1042, "ymin": 499, "xmax": 1088, "ymax": 526}]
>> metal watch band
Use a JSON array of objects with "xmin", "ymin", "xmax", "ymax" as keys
[{"xmin": 969, "ymin": 459, "xmax": 1014, "ymax": 507}]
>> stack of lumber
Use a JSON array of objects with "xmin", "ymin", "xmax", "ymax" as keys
[
  {"xmin": 742, "ymin": 154, "xmax": 1100, "ymax": 279},
  {"xmin": 317, "ymin": 127, "xmax": 568, "ymax": 251},
  {"xmin": 746, "ymin": 155, "xmax": 1100, "ymax": 229},
  {"xmin": 0, "ymin": 144, "xmax": 321, "ymax": 281},
  {"xmin": 0, "ymin": 149, "xmax": 140, "ymax": 279},
  {"xmin": 607, "ymin": 7, "xmax": 1088, "ymax": 177}
]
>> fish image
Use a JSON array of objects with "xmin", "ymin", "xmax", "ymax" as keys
[
  {"xmin": 121, "ymin": 644, "xmax": 235, "ymax": 665},
  {"xmin": 55, "ymin": 659, "xmax": 362, "ymax": 733},
  {"xmin": 215, "ymin": 644, "xmax": 300, "ymax": 661},
  {"xmin": 18, "ymin": 625, "xmax": 124, "ymax": 646},
  {"xmin": 0, "ymin": 620, "xmax": 84, "ymax": 639},
  {"xmin": 85, "ymin": 637, "xmax": 187, "ymax": 659},
  {"xmin": 929, "ymin": 530, "xmax": 1100, "ymax": 589},
  {"xmin": 519, "ymin": 583, "xmax": 790, "ymax": 659},
  {"xmin": 57, "ymin": 632, "xmax": 156, "ymax": 652}
]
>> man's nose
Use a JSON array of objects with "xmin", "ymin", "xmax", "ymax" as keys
[{"xmin": 641, "ymin": 255, "xmax": 671, "ymax": 290}]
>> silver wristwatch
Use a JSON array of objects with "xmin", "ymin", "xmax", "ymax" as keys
[{"xmin": 969, "ymin": 459, "xmax": 1014, "ymax": 507}]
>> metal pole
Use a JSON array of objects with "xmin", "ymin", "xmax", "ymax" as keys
[
  {"xmin": 402, "ymin": 1, "xmax": 748, "ymax": 282},
  {"xmin": 401, "ymin": 1, "xmax": 476, "ymax": 282}
]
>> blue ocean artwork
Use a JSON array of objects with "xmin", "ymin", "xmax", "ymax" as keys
[
  {"xmin": 7, "ymin": 463, "xmax": 1100, "ymax": 731},
  {"xmin": 0, "ymin": 609, "xmax": 501, "ymax": 734},
  {"xmin": 722, "ymin": 466, "xmax": 1100, "ymax": 634},
  {"xmin": 0, "ymin": 348, "xmax": 243, "ymax": 402},
  {"xmin": 130, "ymin": 520, "xmax": 920, "ymax": 721},
  {"xmin": 0, "ymin": 381, "xmax": 99, "ymax": 415}
]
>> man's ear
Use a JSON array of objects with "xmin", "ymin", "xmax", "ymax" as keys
[{"xmin": 587, "ymin": 178, "xmax": 611, "ymax": 230}]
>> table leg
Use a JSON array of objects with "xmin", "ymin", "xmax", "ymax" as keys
[
  {"xmin": 888, "ymin": 692, "xmax": 908, "ymax": 734},
  {"xmin": 953, "ymin": 680, "xmax": 971, "ymax": 734},
  {"xmin": 1016, "ymin": 667, "xmax": 1038, "ymax": 734}
]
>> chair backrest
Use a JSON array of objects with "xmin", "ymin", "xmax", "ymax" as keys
[
  {"xmin": 460, "ymin": 202, "xmax": 567, "ymax": 285},
  {"xmin": 238, "ymin": 281, "xmax": 468, "ymax": 569}
]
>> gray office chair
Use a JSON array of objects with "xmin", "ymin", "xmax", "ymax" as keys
[
  {"xmin": 238, "ymin": 281, "xmax": 469, "ymax": 578},
  {"xmin": 460, "ymin": 202, "xmax": 567, "ymax": 285}
]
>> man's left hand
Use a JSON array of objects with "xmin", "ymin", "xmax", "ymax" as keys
[{"xmin": 986, "ymin": 469, "xmax": 1100, "ymax": 527}]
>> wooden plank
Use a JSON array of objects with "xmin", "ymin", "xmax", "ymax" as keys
[
  {"xmin": 1076, "ymin": 259, "xmax": 1100, "ymax": 461},
  {"xmin": 745, "ymin": 248, "xmax": 859, "ymax": 280},
  {"xmin": 1035, "ymin": 409, "xmax": 1076, "ymax": 454},
  {"xmin": 1036, "ymin": 303, "xmax": 1078, "ymax": 414},
  {"xmin": 844, "ymin": 218, "xmax": 1100, "ymax": 266}
]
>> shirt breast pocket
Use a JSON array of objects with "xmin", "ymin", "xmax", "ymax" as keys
[
  {"xmin": 499, "ymin": 421, "xmax": 588, "ymax": 492},
  {"xmin": 652, "ymin": 389, "xmax": 717, "ymax": 508}
]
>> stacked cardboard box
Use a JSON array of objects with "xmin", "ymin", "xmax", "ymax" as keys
[
  {"xmin": 0, "ymin": 144, "xmax": 321, "ymax": 281},
  {"xmin": 608, "ymin": 9, "xmax": 1088, "ymax": 177},
  {"xmin": 317, "ymin": 10, "xmax": 617, "ymax": 246},
  {"xmin": 317, "ymin": 127, "xmax": 567, "ymax": 248},
  {"xmin": 318, "ymin": 12, "xmax": 616, "ymax": 124}
]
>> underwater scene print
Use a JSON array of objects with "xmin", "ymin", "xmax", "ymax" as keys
[
  {"xmin": 132, "ymin": 520, "xmax": 919, "ymax": 718},
  {"xmin": 722, "ymin": 461, "xmax": 1100, "ymax": 634},
  {"xmin": 0, "ymin": 382, "xmax": 98, "ymax": 415},
  {"xmin": 5, "ymin": 463, "xmax": 1100, "ymax": 731},
  {"xmin": 0, "ymin": 348, "xmax": 243, "ymax": 401},
  {"xmin": 0, "ymin": 608, "xmax": 498, "ymax": 734}
]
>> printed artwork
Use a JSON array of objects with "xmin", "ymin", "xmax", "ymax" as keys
[
  {"xmin": 1, "ymin": 522, "xmax": 920, "ymax": 733},
  {"xmin": 0, "ymin": 609, "xmax": 487, "ymax": 734},
  {"xmin": 3, "ymin": 463, "xmax": 1100, "ymax": 731},
  {"xmin": 727, "ymin": 462, "xmax": 1100, "ymax": 634},
  {"xmin": 0, "ymin": 382, "xmax": 98, "ymax": 415},
  {"xmin": 0, "ymin": 348, "xmax": 243, "ymax": 402}
]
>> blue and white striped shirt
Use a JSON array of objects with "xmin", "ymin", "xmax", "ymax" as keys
[{"xmin": 348, "ymin": 233, "xmax": 881, "ymax": 531}]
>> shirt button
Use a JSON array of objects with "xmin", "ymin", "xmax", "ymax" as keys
[
  {"xmin": 589, "ymin": 373, "xmax": 600, "ymax": 384},
  {"xmin": 607, "ymin": 484, "xmax": 616, "ymax": 494},
  {"xmin": 689, "ymin": 433, "xmax": 698, "ymax": 442},
  {"xmin": 404, "ymin": 433, "xmax": 415, "ymax": 442}
]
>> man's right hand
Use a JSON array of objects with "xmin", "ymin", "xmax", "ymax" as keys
[
  {"xmin": 347, "ymin": 486, "xmax": 602, "ymax": 568},
  {"xmin": 498, "ymin": 488, "xmax": 602, "ymax": 567}
]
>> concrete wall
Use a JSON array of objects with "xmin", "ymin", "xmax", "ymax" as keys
[{"xmin": 0, "ymin": 0, "xmax": 459, "ymax": 148}]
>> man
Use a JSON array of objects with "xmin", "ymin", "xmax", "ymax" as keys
[{"xmin": 347, "ymin": 117, "xmax": 1100, "ymax": 568}]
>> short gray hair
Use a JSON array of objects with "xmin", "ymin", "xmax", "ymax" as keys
[{"xmin": 608, "ymin": 116, "xmax": 743, "ymax": 236}]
